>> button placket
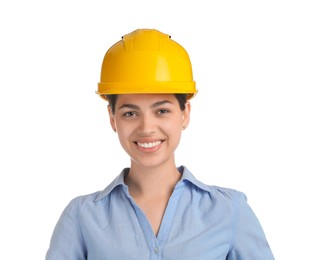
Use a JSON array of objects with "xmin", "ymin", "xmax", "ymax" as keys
[{"xmin": 154, "ymin": 247, "xmax": 159, "ymax": 254}]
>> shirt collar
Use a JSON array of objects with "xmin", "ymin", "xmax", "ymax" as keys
[
  {"xmin": 179, "ymin": 165, "xmax": 213, "ymax": 193},
  {"xmin": 94, "ymin": 168, "xmax": 129, "ymax": 202},
  {"xmin": 94, "ymin": 166, "xmax": 212, "ymax": 202}
]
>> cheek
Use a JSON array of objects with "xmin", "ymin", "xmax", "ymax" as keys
[
  {"xmin": 162, "ymin": 120, "xmax": 183, "ymax": 137},
  {"xmin": 116, "ymin": 125, "xmax": 129, "ymax": 139},
  {"xmin": 116, "ymin": 129, "xmax": 131, "ymax": 153},
  {"xmin": 165, "ymin": 115, "xmax": 184, "ymax": 129},
  {"xmin": 116, "ymin": 122, "xmax": 135, "ymax": 143}
]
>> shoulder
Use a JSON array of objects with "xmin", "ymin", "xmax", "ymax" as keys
[
  {"xmin": 62, "ymin": 191, "xmax": 103, "ymax": 215},
  {"xmin": 60, "ymin": 170, "xmax": 128, "ymax": 217},
  {"xmin": 207, "ymin": 185, "xmax": 247, "ymax": 202},
  {"xmin": 200, "ymin": 184, "xmax": 248, "ymax": 215},
  {"xmin": 185, "ymin": 177, "xmax": 247, "ymax": 205},
  {"xmin": 181, "ymin": 166, "xmax": 248, "ymax": 206}
]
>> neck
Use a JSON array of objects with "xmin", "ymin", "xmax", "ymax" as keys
[{"xmin": 125, "ymin": 161, "xmax": 181, "ymax": 198}]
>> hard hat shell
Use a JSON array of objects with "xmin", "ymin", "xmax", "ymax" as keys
[{"xmin": 97, "ymin": 29, "xmax": 197, "ymax": 100}]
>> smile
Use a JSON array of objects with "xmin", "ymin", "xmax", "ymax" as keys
[{"xmin": 136, "ymin": 140, "xmax": 163, "ymax": 148}]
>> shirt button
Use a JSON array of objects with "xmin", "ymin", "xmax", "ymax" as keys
[{"xmin": 154, "ymin": 247, "xmax": 159, "ymax": 254}]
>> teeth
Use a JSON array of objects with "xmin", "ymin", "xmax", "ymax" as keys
[{"xmin": 137, "ymin": 141, "xmax": 162, "ymax": 148}]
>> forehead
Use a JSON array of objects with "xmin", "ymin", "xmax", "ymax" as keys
[{"xmin": 116, "ymin": 94, "xmax": 178, "ymax": 106}]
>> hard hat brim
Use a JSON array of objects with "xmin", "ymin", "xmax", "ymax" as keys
[{"xmin": 97, "ymin": 81, "xmax": 197, "ymax": 100}]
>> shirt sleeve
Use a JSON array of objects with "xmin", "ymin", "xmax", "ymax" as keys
[
  {"xmin": 45, "ymin": 198, "xmax": 87, "ymax": 260},
  {"xmin": 227, "ymin": 192, "xmax": 275, "ymax": 260}
]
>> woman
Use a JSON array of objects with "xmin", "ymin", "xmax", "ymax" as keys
[{"xmin": 46, "ymin": 29, "xmax": 274, "ymax": 259}]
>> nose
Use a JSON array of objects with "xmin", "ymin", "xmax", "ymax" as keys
[{"xmin": 138, "ymin": 114, "xmax": 156, "ymax": 135}]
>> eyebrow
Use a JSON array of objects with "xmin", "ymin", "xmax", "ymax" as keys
[{"xmin": 118, "ymin": 100, "xmax": 173, "ymax": 110}]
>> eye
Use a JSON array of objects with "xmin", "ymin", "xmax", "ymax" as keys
[
  {"xmin": 122, "ymin": 111, "xmax": 138, "ymax": 118},
  {"xmin": 157, "ymin": 109, "xmax": 170, "ymax": 115}
]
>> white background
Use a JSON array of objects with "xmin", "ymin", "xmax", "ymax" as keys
[{"xmin": 1, "ymin": 1, "xmax": 311, "ymax": 259}]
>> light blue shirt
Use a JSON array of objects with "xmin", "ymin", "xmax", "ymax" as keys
[{"xmin": 46, "ymin": 166, "xmax": 274, "ymax": 259}]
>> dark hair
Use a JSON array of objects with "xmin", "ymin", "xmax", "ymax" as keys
[{"xmin": 106, "ymin": 94, "xmax": 187, "ymax": 114}]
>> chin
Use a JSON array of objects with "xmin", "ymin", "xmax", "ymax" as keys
[{"xmin": 131, "ymin": 155, "xmax": 173, "ymax": 169}]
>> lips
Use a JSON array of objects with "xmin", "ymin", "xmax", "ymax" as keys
[{"xmin": 134, "ymin": 140, "xmax": 164, "ymax": 149}]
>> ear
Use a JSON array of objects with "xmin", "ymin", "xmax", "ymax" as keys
[
  {"xmin": 107, "ymin": 105, "xmax": 117, "ymax": 132},
  {"xmin": 182, "ymin": 101, "xmax": 191, "ymax": 129}
]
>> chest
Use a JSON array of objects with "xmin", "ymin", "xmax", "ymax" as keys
[
  {"xmin": 135, "ymin": 195, "xmax": 170, "ymax": 236},
  {"xmin": 81, "ymin": 187, "xmax": 234, "ymax": 259}
]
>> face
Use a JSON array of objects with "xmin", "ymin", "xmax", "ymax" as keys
[{"xmin": 108, "ymin": 94, "xmax": 190, "ymax": 169}]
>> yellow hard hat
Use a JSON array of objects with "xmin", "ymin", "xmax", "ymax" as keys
[{"xmin": 97, "ymin": 29, "xmax": 197, "ymax": 100}]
